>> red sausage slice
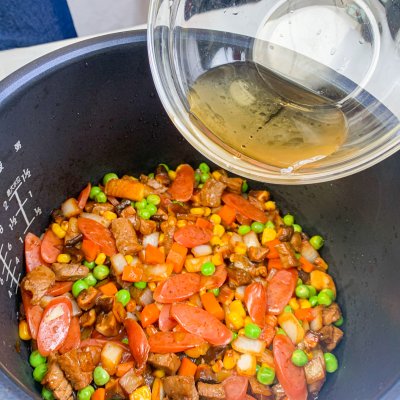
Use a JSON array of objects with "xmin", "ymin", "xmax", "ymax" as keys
[
  {"xmin": 222, "ymin": 192, "xmax": 267, "ymax": 223},
  {"xmin": 266, "ymin": 269, "xmax": 298, "ymax": 315},
  {"xmin": 25, "ymin": 233, "xmax": 48, "ymax": 272},
  {"xmin": 153, "ymin": 273, "xmax": 201, "ymax": 303},
  {"xmin": 244, "ymin": 282, "xmax": 267, "ymax": 327},
  {"xmin": 148, "ymin": 331, "xmax": 206, "ymax": 353},
  {"xmin": 168, "ymin": 164, "xmax": 195, "ymax": 202},
  {"xmin": 40, "ymin": 229, "xmax": 63, "ymax": 264},
  {"xmin": 174, "ymin": 225, "xmax": 212, "ymax": 248}
]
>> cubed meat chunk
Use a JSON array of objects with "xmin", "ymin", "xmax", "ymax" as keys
[
  {"xmin": 219, "ymin": 175, "xmax": 243, "ymax": 194},
  {"xmin": 305, "ymin": 349, "xmax": 326, "ymax": 397},
  {"xmin": 197, "ymin": 382, "xmax": 225, "ymax": 399},
  {"xmin": 21, "ymin": 265, "xmax": 55, "ymax": 305},
  {"xmin": 78, "ymin": 346, "xmax": 102, "ymax": 372},
  {"xmin": 248, "ymin": 246, "xmax": 269, "ymax": 262},
  {"xmin": 148, "ymin": 353, "xmax": 181, "ymax": 375},
  {"xmin": 195, "ymin": 364, "xmax": 218, "ymax": 384},
  {"xmin": 52, "ymin": 263, "xmax": 89, "ymax": 281},
  {"xmin": 119, "ymin": 368, "xmax": 145, "ymax": 395},
  {"xmin": 64, "ymin": 217, "xmax": 79, "ymax": 244},
  {"xmin": 139, "ymin": 218, "xmax": 157, "ymax": 235},
  {"xmin": 199, "ymin": 179, "xmax": 226, "ymax": 207},
  {"xmin": 319, "ymin": 325, "xmax": 344, "ymax": 351},
  {"xmin": 57, "ymin": 349, "xmax": 92, "ymax": 391},
  {"xmin": 111, "ymin": 218, "xmax": 141, "ymax": 255},
  {"xmin": 95, "ymin": 295, "xmax": 114, "ymax": 313},
  {"xmin": 227, "ymin": 267, "xmax": 252, "ymax": 288},
  {"xmin": 271, "ymin": 383, "xmax": 286, "ymax": 400},
  {"xmin": 163, "ymin": 376, "xmax": 199, "ymax": 400},
  {"xmin": 42, "ymin": 355, "xmax": 74, "ymax": 400},
  {"xmin": 322, "ymin": 303, "xmax": 342, "ymax": 326},
  {"xmin": 77, "ymin": 286, "xmax": 100, "ymax": 311},
  {"xmin": 277, "ymin": 226, "xmax": 294, "ymax": 242},
  {"xmin": 275, "ymin": 242, "xmax": 299, "ymax": 268},
  {"xmin": 248, "ymin": 376, "xmax": 273, "ymax": 400}
]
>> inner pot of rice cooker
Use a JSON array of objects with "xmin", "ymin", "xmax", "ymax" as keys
[{"xmin": 0, "ymin": 30, "xmax": 398, "ymax": 399}]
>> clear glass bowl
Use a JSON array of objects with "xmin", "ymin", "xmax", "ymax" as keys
[{"xmin": 148, "ymin": 0, "xmax": 400, "ymax": 184}]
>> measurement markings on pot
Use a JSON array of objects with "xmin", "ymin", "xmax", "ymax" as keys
[{"xmin": 0, "ymin": 142, "xmax": 42, "ymax": 297}]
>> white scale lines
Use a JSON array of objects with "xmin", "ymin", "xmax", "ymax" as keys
[
  {"xmin": 0, "ymin": 244, "xmax": 20, "ymax": 294},
  {"xmin": 8, "ymin": 182, "xmax": 35, "ymax": 234}
]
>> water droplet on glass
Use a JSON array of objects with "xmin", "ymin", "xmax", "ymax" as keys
[
  {"xmin": 280, "ymin": 33, "xmax": 284, "ymax": 38},
  {"xmin": 330, "ymin": 47, "xmax": 336, "ymax": 55},
  {"xmin": 316, "ymin": 29, "xmax": 322, "ymax": 36},
  {"xmin": 269, "ymin": 45, "xmax": 274, "ymax": 50},
  {"xmin": 359, "ymin": 38, "xmax": 365, "ymax": 44}
]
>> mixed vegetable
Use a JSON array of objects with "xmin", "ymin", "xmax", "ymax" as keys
[{"xmin": 19, "ymin": 163, "xmax": 343, "ymax": 400}]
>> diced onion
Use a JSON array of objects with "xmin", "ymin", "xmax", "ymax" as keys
[
  {"xmin": 111, "ymin": 253, "xmax": 128, "ymax": 275},
  {"xmin": 143, "ymin": 232, "xmax": 160, "ymax": 248},
  {"xmin": 40, "ymin": 295, "xmax": 54, "ymax": 309},
  {"xmin": 310, "ymin": 306, "xmax": 323, "ymax": 331},
  {"xmin": 301, "ymin": 241, "xmax": 319, "ymax": 263},
  {"xmin": 229, "ymin": 233, "xmax": 242, "ymax": 247},
  {"xmin": 101, "ymin": 342, "xmax": 123, "ymax": 375},
  {"xmin": 231, "ymin": 336, "xmax": 266, "ymax": 356},
  {"xmin": 243, "ymin": 231, "xmax": 260, "ymax": 249},
  {"xmin": 138, "ymin": 288, "xmax": 154, "ymax": 306},
  {"xmin": 236, "ymin": 353, "xmax": 257, "ymax": 376},
  {"xmin": 192, "ymin": 244, "xmax": 213, "ymax": 257},
  {"xmin": 81, "ymin": 212, "xmax": 111, "ymax": 228},
  {"xmin": 235, "ymin": 286, "xmax": 246, "ymax": 301},
  {"xmin": 61, "ymin": 198, "xmax": 81, "ymax": 218},
  {"xmin": 143, "ymin": 264, "xmax": 173, "ymax": 282},
  {"xmin": 278, "ymin": 313, "xmax": 305, "ymax": 344}
]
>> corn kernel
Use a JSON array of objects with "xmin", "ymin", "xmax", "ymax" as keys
[
  {"xmin": 168, "ymin": 170, "xmax": 177, "ymax": 180},
  {"xmin": 213, "ymin": 224, "xmax": 225, "ymax": 238},
  {"xmin": 199, "ymin": 287, "xmax": 207, "ymax": 296},
  {"xmin": 153, "ymin": 369, "xmax": 165, "ymax": 378},
  {"xmin": 212, "ymin": 360, "xmax": 223, "ymax": 373},
  {"xmin": 190, "ymin": 207, "xmax": 205, "ymax": 216},
  {"xmin": 185, "ymin": 343, "xmax": 210, "ymax": 358},
  {"xmin": 18, "ymin": 320, "xmax": 31, "ymax": 341},
  {"xmin": 95, "ymin": 252, "xmax": 107, "ymax": 265},
  {"xmin": 212, "ymin": 171, "xmax": 222, "ymax": 180},
  {"xmin": 104, "ymin": 211, "xmax": 117, "ymax": 221},
  {"xmin": 289, "ymin": 298, "xmax": 300, "ymax": 310},
  {"xmin": 210, "ymin": 214, "xmax": 221, "ymax": 225},
  {"xmin": 158, "ymin": 233, "xmax": 165, "ymax": 244},
  {"xmin": 223, "ymin": 350, "xmax": 238, "ymax": 370},
  {"xmin": 299, "ymin": 299, "xmax": 312, "ymax": 309},
  {"xmin": 60, "ymin": 221, "xmax": 69, "ymax": 232},
  {"xmin": 229, "ymin": 300, "xmax": 246, "ymax": 318},
  {"xmin": 52, "ymin": 223, "xmax": 66, "ymax": 239},
  {"xmin": 130, "ymin": 385, "xmax": 151, "ymax": 400},
  {"xmin": 148, "ymin": 282, "xmax": 157, "ymax": 291},
  {"xmin": 177, "ymin": 220, "xmax": 187, "ymax": 228},
  {"xmin": 211, "ymin": 253, "xmax": 223, "ymax": 266},
  {"xmin": 244, "ymin": 316, "xmax": 253, "ymax": 326},
  {"xmin": 57, "ymin": 253, "xmax": 71, "ymax": 263},
  {"xmin": 234, "ymin": 242, "xmax": 247, "ymax": 255},
  {"xmin": 265, "ymin": 201, "xmax": 276, "ymax": 211},
  {"xmin": 203, "ymin": 207, "xmax": 211, "ymax": 217},
  {"xmin": 262, "ymin": 228, "xmax": 276, "ymax": 245},
  {"xmin": 227, "ymin": 312, "xmax": 245, "ymax": 330},
  {"xmin": 238, "ymin": 328, "xmax": 246, "ymax": 336},
  {"xmin": 210, "ymin": 236, "xmax": 222, "ymax": 247},
  {"xmin": 125, "ymin": 255, "xmax": 134, "ymax": 265}
]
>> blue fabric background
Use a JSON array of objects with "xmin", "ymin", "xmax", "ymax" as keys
[{"xmin": 0, "ymin": 0, "xmax": 77, "ymax": 50}]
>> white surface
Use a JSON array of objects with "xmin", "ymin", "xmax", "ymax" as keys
[
  {"xmin": 0, "ymin": 25, "xmax": 146, "ymax": 82},
  {"xmin": 67, "ymin": 0, "xmax": 149, "ymax": 36}
]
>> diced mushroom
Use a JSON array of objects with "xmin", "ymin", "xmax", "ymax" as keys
[
  {"xmin": 95, "ymin": 295, "xmax": 114, "ymax": 313},
  {"xmin": 319, "ymin": 325, "xmax": 344, "ymax": 351},
  {"xmin": 79, "ymin": 309, "xmax": 97, "ymax": 327},
  {"xmin": 322, "ymin": 303, "xmax": 342, "ymax": 326},
  {"xmin": 248, "ymin": 246, "xmax": 269, "ymax": 262},
  {"xmin": 275, "ymin": 242, "xmax": 299, "ymax": 268},
  {"xmin": 95, "ymin": 311, "xmax": 120, "ymax": 337},
  {"xmin": 77, "ymin": 287, "xmax": 100, "ymax": 311},
  {"xmin": 277, "ymin": 226, "xmax": 294, "ymax": 242},
  {"xmin": 227, "ymin": 267, "xmax": 252, "ymax": 288}
]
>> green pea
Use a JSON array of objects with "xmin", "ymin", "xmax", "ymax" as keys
[
  {"xmin": 95, "ymin": 192, "xmax": 107, "ymax": 203},
  {"xmin": 33, "ymin": 363, "xmax": 48, "ymax": 382},
  {"xmin": 72, "ymin": 280, "xmax": 89, "ymax": 298},
  {"xmin": 283, "ymin": 214, "xmax": 294, "ymax": 226},
  {"xmin": 293, "ymin": 224, "xmax": 302, "ymax": 232},
  {"xmin": 29, "ymin": 350, "xmax": 46, "ymax": 368},
  {"xmin": 257, "ymin": 366, "xmax": 275, "ymax": 385},
  {"xmin": 324, "ymin": 353, "xmax": 338, "ymax": 373},
  {"xmin": 296, "ymin": 278, "xmax": 303, "ymax": 287},
  {"xmin": 317, "ymin": 292, "xmax": 332, "ymax": 307},
  {"xmin": 200, "ymin": 173, "xmax": 210, "ymax": 183},
  {"xmin": 93, "ymin": 265, "xmax": 110, "ymax": 281},
  {"xmin": 334, "ymin": 316, "xmax": 344, "ymax": 327},
  {"xmin": 295, "ymin": 253, "xmax": 301, "ymax": 260},
  {"xmin": 83, "ymin": 260, "xmax": 96, "ymax": 270},
  {"xmin": 77, "ymin": 385, "xmax": 95, "ymax": 400},
  {"xmin": 194, "ymin": 172, "xmax": 201, "ymax": 185},
  {"xmin": 256, "ymin": 364, "xmax": 260, "ymax": 373},
  {"xmin": 238, "ymin": 225, "xmax": 251, "ymax": 235},
  {"xmin": 265, "ymin": 221, "xmax": 275, "ymax": 229},
  {"xmin": 121, "ymin": 338, "xmax": 129, "ymax": 344},
  {"xmin": 284, "ymin": 305, "xmax": 293, "ymax": 313},
  {"xmin": 276, "ymin": 328, "xmax": 287, "ymax": 336},
  {"xmin": 251, "ymin": 221, "xmax": 265, "ymax": 234},
  {"xmin": 291, "ymin": 349, "xmax": 308, "ymax": 367},
  {"xmin": 209, "ymin": 288, "xmax": 220, "ymax": 296},
  {"xmin": 231, "ymin": 332, "xmax": 238, "ymax": 342},
  {"xmin": 146, "ymin": 203, "xmax": 157, "ymax": 216},
  {"xmin": 244, "ymin": 323, "xmax": 261, "ymax": 339},
  {"xmin": 147, "ymin": 194, "xmax": 161, "ymax": 205},
  {"xmin": 320, "ymin": 288, "xmax": 335, "ymax": 301},
  {"xmin": 199, "ymin": 162, "xmax": 210, "ymax": 174},
  {"xmin": 134, "ymin": 281, "xmax": 147, "ymax": 289},
  {"xmin": 138, "ymin": 209, "xmax": 151, "ymax": 220},
  {"xmin": 41, "ymin": 387, "xmax": 54, "ymax": 400},
  {"xmin": 115, "ymin": 289, "xmax": 131, "ymax": 307},
  {"xmin": 93, "ymin": 366, "xmax": 110, "ymax": 386},
  {"xmin": 89, "ymin": 186, "xmax": 101, "ymax": 200},
  {"xmin": 83, "ymin": 273, "xmax": 97, "ymax": 287},
  {"xmin": 148, "ymin": 173, "xmax": 155, "ymax": 179},
  {"xmin": 201, "ymin": 261, "xmax": 216, "ymax": 276},
  {"xmin": 135, "ymin": 199, "xmax": 148, "ymax": 210},
  {"xmin": 307, "ymin": 286, "xmax": 317, "ymax": 297},
  {"xmin": 310, "ymin": 235, "xmax": 324, "ymax": 250},
  {"xmin": 198, "ymin": 183, "xmax": 204, "ymax": 189},
  {"xmin": 309, "ymin": 296, "xmax": 318, "ymax": 307},
  {"xmin": 241, "ymin": 180, "xmax": 249, "ymax": 193},
  {"xmin": 295, "ymin": 285, "xmax": 310, "ymax": 299},
  {"xmin": 103, "ymin": 173, "xmax": 118, "ymax": 185}
]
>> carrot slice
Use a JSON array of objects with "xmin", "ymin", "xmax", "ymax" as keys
[
  {"xmin": 222, "ymin": 192, "xmax": 267, "ymax": 223},
  {"xmin": 295, "ymin": 308, "xmax": 315, "ymax": 322},
  {"xmin": 166, "ymin": 242, "xmax": 188, "ymax": 273},
  {"xmin": 122, "ymin": 265, "xmax": 143, "ymax": 282},
  {"xmin": 268, "ymin": 258, "xmax": 284, "ymax": 270},
  {"xmin": 299, "ymin": 256, "xmax": 315, "ymax": 273},
  {"xmin": 266, "ymin": 239, "xmax": 282, "ymax": 259},
  {"xmin": 218, "ymin": 205, "xmax": 236, "ymax": 226},
  {"xmin": 178, "ymin": 357, "xmax": 198, "ymax": 376},
  {"xmin": 105, "ymin": 179, "xmax": 145, "ymax": 201},
  {"xmin": 145, "ymin": 244, "xmax": 165, "ymax": 264},
  {"xmin": 81, "ymin": 239, "xmax": 100, "ymax": 262},
  {"xmin": 116, "ymin": 362, "xmax": 135, "ymax": 377},
  {"xmin": 200, "ymin": 292, "xmax": 225, "ymax": 320},
  {"xmin": 141, "ymin": 303, "xmax": 161, "ymax": 328},
  {"xmin": 99, "ymin": 281, "xmax": 118, "ymax": 296},
  {"xmin": 78, "ymin": 183, "xmax": 91, "ymax": 209},
  {"xmin": 168, "ymin": 164, "xmax": 195, "ymax": 202},
  {"xmin": 91, "ymin": 388, "xmax": 106, "ymax": 400}
]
